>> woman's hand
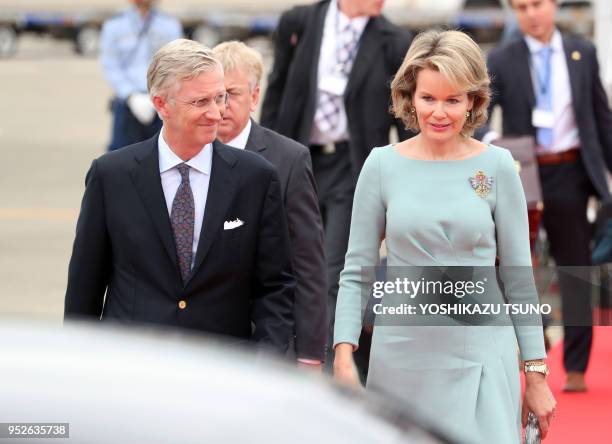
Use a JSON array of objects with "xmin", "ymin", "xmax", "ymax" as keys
[
  {"xmin": 522, "ymin": 372, "xmax": 556, "ymax": 439},
  {"xmin": 333, "ymin": 343, "xmax": 362, "ymax": 389}
]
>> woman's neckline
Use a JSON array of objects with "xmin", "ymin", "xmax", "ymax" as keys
[{"xmin": 390, "ymin": 143, "xmax": 491, "ymax": 162}]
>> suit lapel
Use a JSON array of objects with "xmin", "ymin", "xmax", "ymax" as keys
[
  {"xmin": 516, "ymin": 39, "xmax": 536, "ymax": 109},
  {"xmin": 562, "ymin": 36, "xmax": 582, "ymax": 110},
  {"xmin": 244, "ymin": 120, "xmax": 267, "ymax": 153},
  {"xmin": 309, "ymin": 1, "xmax": 329, "ymax": 94},
  {"xmin": 189, "ymin": 140, "xmax": 238, "ymax": 280},
  {"xmin": 345, "ymin": 17, "xmax": 384, "ymax": 99},
  {"xmin": 129, "ymin": 137, "xmax": 180, "ymax": 275}
]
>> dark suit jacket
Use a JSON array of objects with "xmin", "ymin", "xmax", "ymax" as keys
[
  {"xmin": 485, "ymin": 34, "xmax": 612, "ymax": 198},
  {"xmin": 245, "ymin": 120, "xmax": 327, "ymax": 360},
  {"xmin": 260, "ymin": 0, "xmax": 413, "ymax": 178},
  {"xmin": 65, "ymin": 136, "xmax": 295, "ymax": 353}
]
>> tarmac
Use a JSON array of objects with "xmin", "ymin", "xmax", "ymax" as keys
[{"xmin": 0, "ymin": 35, "xmax": 112, "ymax": 321}]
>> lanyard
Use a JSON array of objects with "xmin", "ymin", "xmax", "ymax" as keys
[
  {"xmin": 534, "ymin": 46, "xmax": 552, "ymax": 100},
  {"xmin": 121, "ymin": 10, "xmax": 155, "ymax": 69}
]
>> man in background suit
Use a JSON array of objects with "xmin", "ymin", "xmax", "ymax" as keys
[
  {"xmin": 65, "ymin": 39, "xmax": 295, "ymax": 354},
  {"xmin": 213, "ymin": 41, "xmax": 328, "ymax": 368},
  {"xmin": 484, "ymin": 0, "xmax": 612, "ymax": 391},
  {"xmin": 260, "ymin": 0, "xmax": 412, "ymax": 368}
]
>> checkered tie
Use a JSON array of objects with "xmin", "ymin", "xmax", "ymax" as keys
[
  {"xmin": 171, "ymin": 163, "xmax": 195, "ymax": 283},
  {"xmin": 314, "ymin": 22, "xmax": 360, "ymax": 133},
  {"xmin": 336, "ymin": 23, "xmax": 360, "ymax": 75}
]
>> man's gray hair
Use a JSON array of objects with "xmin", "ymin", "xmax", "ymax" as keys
[
  {"xmin": 147, "ymin": 38, "xmax": 223, "ymax": 97},
  {"xmin": 212, "ymin": 40, "xmax": 264, "ymax": 90}
]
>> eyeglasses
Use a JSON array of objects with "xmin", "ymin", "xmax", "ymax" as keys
[
  {"xmin": 226, "ymin": 89, "xmax": 245, "ymax": 101},
  {"xmin": 173, "ymin": 92, "xmax": 229, "ymax": 111}
]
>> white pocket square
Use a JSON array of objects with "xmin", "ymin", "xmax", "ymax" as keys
[{"xmin": 224, "ymin": 218, "xmax": 244, "ymax": 230}]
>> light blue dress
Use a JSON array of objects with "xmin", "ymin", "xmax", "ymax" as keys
[{"xmin": 333, "ymin": 144, "xmax": 546, "ymax": 443}]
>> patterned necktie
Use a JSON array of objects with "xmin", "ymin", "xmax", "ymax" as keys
[
  {"xmin": 536, "ymin": 46, "xmax": 553, "ymax": 148},
  {"xmin": 314, "ymin": 22, "xmax": 360, "ymax": 134},
  {"xmin": 336, "ymin": 22, "xmax": 360, "ymax": 75},
  {"xmin": 171, "ymin": 163, "xmax": 195, "ymax": 283}
]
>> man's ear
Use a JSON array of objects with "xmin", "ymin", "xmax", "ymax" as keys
[
  {"xmin": 152, "ymin": 95, "xmax": 168, "ymax": 120},
  {"xmin": 250, "ymin": 85, "xmax": 261, "ymax": 113}
]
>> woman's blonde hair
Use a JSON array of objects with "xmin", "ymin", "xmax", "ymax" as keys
[{"xmin": 390, "ymin": 30, "xmax": 490, "ymax": 137}]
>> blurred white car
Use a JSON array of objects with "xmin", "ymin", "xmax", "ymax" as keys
[{"xmin": 0, "ymin": 322, "xmax": 455, "ymax": 444}]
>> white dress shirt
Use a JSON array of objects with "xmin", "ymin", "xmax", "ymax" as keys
[
  {"xmin": 310, "ymin": 0, "xmax": 368, "ymax": 145},
  {"xmin": 225, "ymin": 119, "xmax": 252, "ymax": 150},
  {"xmin": 158, "ymin": 130, "xmax": 213, "ymax": 266},
  {"xmin": 525, "ymin": 30, "xmax": 581, "ymax": 153}
]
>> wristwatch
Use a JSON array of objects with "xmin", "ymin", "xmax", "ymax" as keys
[{"xmin": 524, "ymin": 360, "xmax": 549, "ymax": 376}]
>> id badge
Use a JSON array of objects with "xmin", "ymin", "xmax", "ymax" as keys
[
  {"xmin": 319, "ymin": 74, "xmax": 347, "ymax": 96},
  {"xmin": 532, "ymin": 109, "xmax": 554, "ymax": 128}
]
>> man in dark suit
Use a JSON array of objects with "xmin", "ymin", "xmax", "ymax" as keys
[
  {"xmin": 260, "ymin": 0, "xmax": 412, "ymax": 367},
  {"xmin": 212, "ymin": 41, "xmax": 328, "ymax": 368},
  {"xmin": 483, "ymin": 0, "xmax": 612, "ymax": 391},
  {"xmin": 65, "ymin": 39, "xmax": 295, "ymax": 354}
]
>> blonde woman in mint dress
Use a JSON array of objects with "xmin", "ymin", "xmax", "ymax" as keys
[{"xmin": 332, "ymin": 31, "xmax": 556, "ymax": 443}]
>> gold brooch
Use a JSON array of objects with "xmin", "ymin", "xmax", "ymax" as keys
[
  {"xmin": 571, "ymin": 50, "xmax": 581, "ymax": 61},
  {"xmin": 469, "ymin": 170, "xmax": 493, "ymax": 198}
]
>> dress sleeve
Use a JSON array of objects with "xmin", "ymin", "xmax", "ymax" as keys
[
  {"xmin": 494, "ymin": 149, "xmax": 547, "ymax": 361},
  {"xmin": 333, "ymin": 148, "xmax": 386, "ymax": 349}
]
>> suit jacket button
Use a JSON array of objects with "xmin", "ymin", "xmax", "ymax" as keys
[{"xmin": 178, "ymin": 300, "xmax": 187, "ymax": 309}]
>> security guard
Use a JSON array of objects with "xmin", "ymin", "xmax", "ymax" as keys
[{"xmin": 100, "ymin": 0, "xmax": 182, "ymax": 150}]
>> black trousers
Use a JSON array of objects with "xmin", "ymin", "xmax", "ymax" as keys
[
  {"xmin": 311, "ymin": 142, "xmax": 354, "ymax": 332},
  {"xmin": 539, "ymin": 157, "xmax": 595, "ymax": 373},
  {"xmin": 311, "ymin": 142, "xmax": 370, "ymax": 375}
]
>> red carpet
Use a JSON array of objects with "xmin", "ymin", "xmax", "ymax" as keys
[{"xmin": 536, "ymin": 327, "xmax": 612, "ymax": 443}]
